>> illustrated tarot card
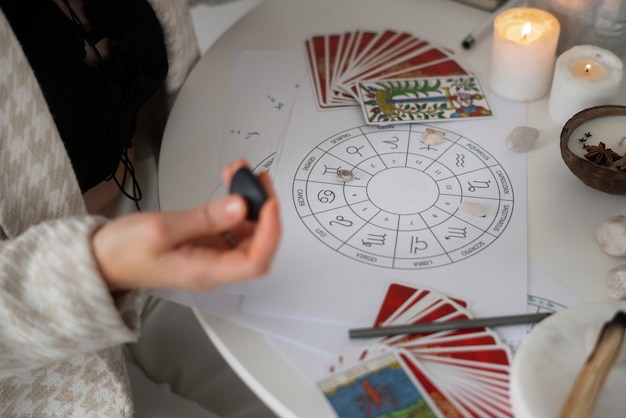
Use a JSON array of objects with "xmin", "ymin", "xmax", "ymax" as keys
[
  {"xmin": 357, "ymin": 75, "xmax": 494, "ymax": 125},
  {"xmin": 318, "ymin": 351, "xmax": 442, "ymax": 417}
]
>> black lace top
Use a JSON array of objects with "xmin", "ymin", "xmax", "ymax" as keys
[{"xmin": 1, "ymin": 0, "xmax": 168, "ymax": 194}]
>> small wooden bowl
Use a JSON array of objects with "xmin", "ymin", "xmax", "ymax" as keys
[{"xmin": 560, "ymin": 105, "xmax": 626, "ymax": 195}]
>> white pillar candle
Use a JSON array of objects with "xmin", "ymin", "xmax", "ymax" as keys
[
  {"xmin": 490, "ymin": 7, "xmax": 560, "ymax": 102},
  {"xmin": 529, "ymin": 0, "xmax": 626, "ymax": 57},
  {"xmin": 548, "ymin": 45, "xmax": 624, "ymax": 125}
]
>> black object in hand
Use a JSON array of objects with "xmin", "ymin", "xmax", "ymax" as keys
[{"xmin": 229, "ymin": 167, "xmax": 268, "ymax": 221}]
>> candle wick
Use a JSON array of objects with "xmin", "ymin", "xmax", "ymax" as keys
[{"xmin": 521, "ymin": 22, "xmax": 532, "ymax": 42}]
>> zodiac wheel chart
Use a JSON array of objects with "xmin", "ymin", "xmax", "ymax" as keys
[{"xmin": 291, "ymin": 124, "xmax": 515, "ymax": 269}]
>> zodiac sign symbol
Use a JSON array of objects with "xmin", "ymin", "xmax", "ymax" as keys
[
  {"xmin": 322, "ymin": 164, "xmax": 341, "ymax": 175},
  {"xmin": 467, "ymin": 180, "xmax": 491, "ymax": 192},
  {"xmin": 346, "ymin": 145, "xmax": 364, "ymax": 157},
  {"xmin": 329, "ymin": 215, "xmax": 353, "ymax": 227},
  {"xmin": 445, "ymin": 226, "xmax": 467, "ymax": 240},
  {"xmin": 410, "ymin": 236, "xmax": 428, "ymax": 253},
  {"xmin": 362, "ymin": 233, "xmax": 386, "ymax": 247},
  {"xmin": 382, "ymin": 136, "xmax": 399, "ymax": 149},
  {"xmin": 455, "ymin": 153, "xmax": 466, "ymax": 167},
  {"xmin": 317, "ymin": 189, "xmax": 335, "ymax": 204}
]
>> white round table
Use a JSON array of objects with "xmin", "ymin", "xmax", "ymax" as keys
[{"xmin": 159, "ymin": 0, "xmax": 626, "ymax": 416}]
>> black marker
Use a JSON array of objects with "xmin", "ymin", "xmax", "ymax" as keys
[{"xmin": 461, "ymin": 0, "xmax": 524, "ymax": 50}]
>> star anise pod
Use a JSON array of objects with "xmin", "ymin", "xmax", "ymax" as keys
[
  {"xmin": 584, "ymin": 142, "xmax": 622, "ymax": 166},
  {"xmin": 616, "ymin": 154, "xmax": 626, "ymax": 171}
]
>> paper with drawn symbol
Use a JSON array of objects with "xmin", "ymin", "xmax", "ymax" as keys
[
  {"xmin": 218, "ymin": 50, "xmax": 305, "ymax": 177},
  {"xmin": 242, "ymin": 75, "xmax": 529, "ymax": 350}
]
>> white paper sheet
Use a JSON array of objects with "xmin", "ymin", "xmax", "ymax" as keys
[
  {"xmin": 147, "ymin": 260, "xmax": 583, "ymax": 382},
  {"xmin": 242, "ymin": 77, "xmax": 528, "ymax": 331},
  {"xmin": 263, "ymin": 261, "xmax": 585, "ymax": 384},
  {"xmin": 218, "ymin": 50, "xmax": 305, "ymax": 175},
  {"xmin": 148, "ymin": 287, "xmax": 352, "ymax": 356},
  {"xmin": 500, "ymin": 260, "xmax": 584, "ymax": 355}
]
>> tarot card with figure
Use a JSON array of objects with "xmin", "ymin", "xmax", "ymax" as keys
[
  {"xmin": 318, "ymin": 351, "xmax": 441, "ymax": 418},
  {"xmin": 357, "ymin": 75, "xmax": 494, "ymax": 125}
]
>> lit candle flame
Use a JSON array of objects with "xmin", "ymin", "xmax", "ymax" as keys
[
  {"xmin": 585, "ymin": 63, "xmax": 591, "ymax": 74},
  {"xmin": 521, "ymin": 22, "xmax": 531, "ymax": 41}
]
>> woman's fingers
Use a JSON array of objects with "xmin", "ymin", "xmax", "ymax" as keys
[
  {"xmin": 93, "ymin": 159, "xmax": 282, "ymax": 292},
  {"xmin": 158, "ymin": 195, "xmax": 247, "ymax": 249}
]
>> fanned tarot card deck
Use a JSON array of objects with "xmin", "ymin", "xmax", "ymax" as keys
[
  {"xmin": 319, "ymin": 283, "xmax": 514, "ymax": 418},
  {"xmin": 304, "ymin": 30, "xmax": 495, "ymax": 126}
]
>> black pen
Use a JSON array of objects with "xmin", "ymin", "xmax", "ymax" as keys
[
  {"xmin": 461, "ymin": 0, "xmax": 525, "ymax": 50},
  {"xmin": 349, "ymin": 312, "xmax": 552, "ymax": 339}
]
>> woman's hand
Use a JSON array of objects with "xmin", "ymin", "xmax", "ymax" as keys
[{"xmin": 92, "ymin": 160, "xmax": 281, "ymax": 291}]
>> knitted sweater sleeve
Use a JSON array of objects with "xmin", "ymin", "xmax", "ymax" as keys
[
  {"xmin": 0, "ymin": 216, "xmax": 142, "ymax": 380},
  {"xmin": 148, "ymin": 0, "xmax": 200, "ymax": 98}
]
